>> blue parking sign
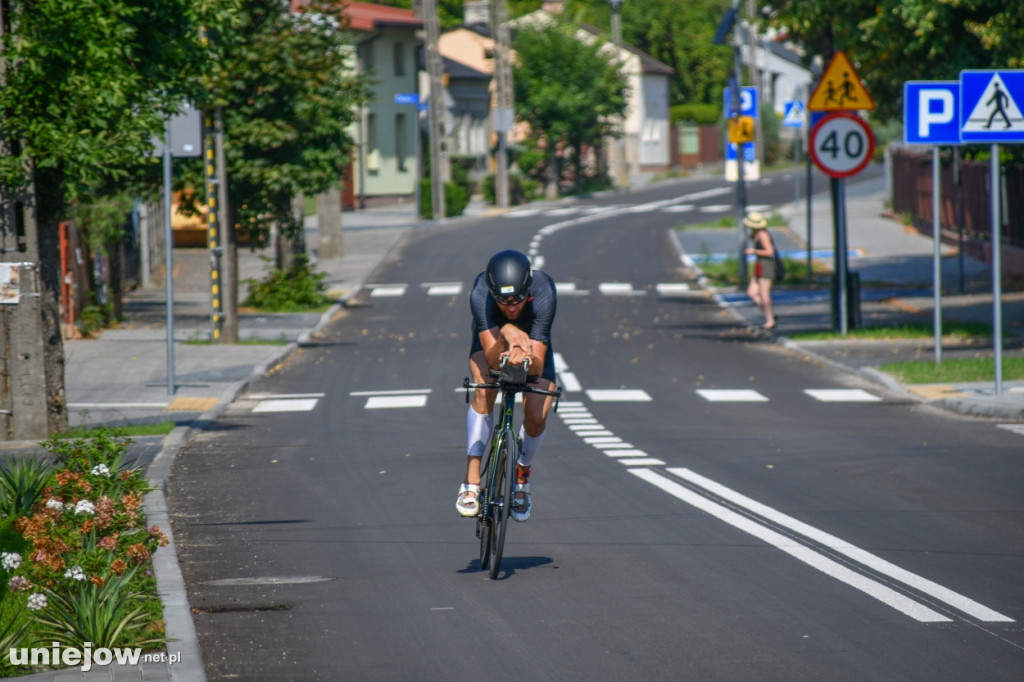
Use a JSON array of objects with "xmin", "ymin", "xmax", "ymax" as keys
[
  {"xmin": 724, "ymin": 87, "xmax": 758, "ymax": 119},
  {"xmin": 904, "ymin": 81, "xmax": 960, "ymax": 145}
]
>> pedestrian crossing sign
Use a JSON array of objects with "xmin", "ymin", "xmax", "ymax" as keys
[
  {"xmin": 960, "ymin": 70, "xmax": 1024, "ymax": 142},
  {"xmin": 808, "ymin": 51, "xmax": 875, "ymax": 112},
  {"xmin": 783, "ymin": 101, "xmax": 805, "ymax": 128}
]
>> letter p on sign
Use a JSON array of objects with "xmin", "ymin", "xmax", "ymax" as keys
[
  {"xmin": 920, "ymin": 89, "xmax": 954, "ymax": 138},
  {"xmin": 904, "ymin": 81, "xmax": 960, "ymax": 145}
]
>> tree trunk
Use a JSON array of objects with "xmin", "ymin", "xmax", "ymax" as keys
[
  {"xmin": 34, "ymin": 178, "xmax": 69, "ymax": 434},
  {"xmin": 545, "ymin": 149, "xmax": 559, "ymax": 200}
]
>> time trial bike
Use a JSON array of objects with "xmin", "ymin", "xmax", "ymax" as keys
[{"xmin": 462, "ymin": 358, "xmax": 561, "ymax": 579}]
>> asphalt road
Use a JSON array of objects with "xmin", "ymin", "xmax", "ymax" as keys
[{"xmin": 168, "ymin": 170, "xmax": 1024, "ymax": 681}]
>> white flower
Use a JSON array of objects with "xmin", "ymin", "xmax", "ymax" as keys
[
  {"xmin": 91, "ymin": 464, "xmax": 111, "ymax": 477},
  {"xmin": 45, "ymin": 498, "xmax": 64, "ymax": 512},
  {"xmin": 64, "ymin": 566, "xmax": 86, "ymax": 581},
  {"xmin": 73, "ymin": 499, "xmax": 95, "ymax": 515},
  {"xmin": 27, "ymin": 593, "xmax": 47, "ymax": 611},
  {"xmin": 1, "ymin": 552, "xmax": 21, "ymax": 571}
]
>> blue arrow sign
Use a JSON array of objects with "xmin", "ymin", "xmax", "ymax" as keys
[
  {"xmin": 724, "ymin": 86, "xmax": 758, "ymax": 119},
  {"xmin": 960, "ymin": 70, "xmax": 1024, "ymax": 142},
  {"xmin": 783, "ymin": 101, "xmax": 805, "ymax": 128},
  {"xmin": 904, "ymin": 81, "xmax": 960, "ymax": 145}
]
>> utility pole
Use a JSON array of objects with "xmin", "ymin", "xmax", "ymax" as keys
[
  {"xmin": 423, "ymin": 0, "xmax": 446, "ymax": 219},
  {"xmin": 214, "ymin": 108, "xmax": 237, "ymax": 343},
  {"xmin": 492, "ymin": 0, "xmax": 514, "ymax": 208},
  {"xmin": 746, "ymin": 0, "xmax": 763, "ymax": 167},
  {"xmin": 610, "ymin": 0, "xmax": 627, "ymax": 188}
]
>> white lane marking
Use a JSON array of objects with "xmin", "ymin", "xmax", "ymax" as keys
[
  {"xmin": 505, "ymin": 208, "xmax": 542, "ymax": 217},
  {"xmin": 567, "ymin": 424, "xmax": 603, "ymax": 431},
  {"xmin": 656, "ymin": 283, "xmax": 691, "ymax": 295},
  {"xmin": 661, "ymin": 204, "xmax": 695, "ymax": 212},
  {"xmin": 250, "ymin": 393, "xmax": 326, "ymax": 400},
  {"xmin": 599, "ymin": 282, "xmax": 645, "ymax": 296},
  {"xmin": 587, "ymin": 389, "xmax": 652, "ymax": 402},
  {"xmin": 603, "ymin": 450, "xmax": 650, "ymax": 458},
  {"xmin": 253, "ymin": 399, "xmax": 319, "ymax": 413},
  {"xmin": 805, "ymin": 389, "xmax": 881, "ymax": 402},
  {"xmin": 593, "ymin": 442, "xmax": 636, "ymax": 449},
  {"xmin": 698, "ymin": 204, "xmax": 733, "ymax": 213},
  {"xmin": 369, "ymin": 284, "xmax": 407, "ymax": 297},
  {"xmin": 670, "ymin": 467, "xmax": 1013, "ymax": 623},
  {"xmin": 559, "ymin": 372, "xmax": 582, "ymax": 392},
  {"xmin": 424, "ymin": 282, "xmax": 463, "ymax": 296},
  {"xmin": 996, "ymin": 424, "xmax": 1024, "ymax": 436},
  {"xmin": 561, "ymin": 418, "xmax": 599, "ymax": 425},
  {"xmin": 545, "ymin": 207, "xmax": 581, "ymax": 216},
  {"xmin": 577, "ymin": 430, "xmax": 614, "ymax": 437},
  {"xmin": 365, "ymin": 395, "xmax": 429, "ymax": 409},
  {"xmin": 583, "ymin": 436, "xmax": 625, "ymax": 444},
  {"xmin": 621, "ymin": 458, "xmax": 665, "ymax": 466},
  {"xmin": 531, "ymin": 255, "xmax": 545, "ymax": 269},
  {"xmin": 555, "ymin": 282, "xmax": 589, "ymax": 295},
  {"xmin": 69, "ymin": 402, "xmax": 169, "ymax": 409},
  {"xmin": 697, "ymin": 389, "xmax": 769, "ymax": 402},
  {"xmin": 631, "ymin": 468, "xmax": 952, "ymax": 623},
  {"xmin": 349, "ymin": 389, "xmax": 431, "ymax": 396}
]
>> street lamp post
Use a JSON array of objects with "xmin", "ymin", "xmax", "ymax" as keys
[{"xmin": 610, "ymin": 0, "xmax": 626, "ymax": 187}]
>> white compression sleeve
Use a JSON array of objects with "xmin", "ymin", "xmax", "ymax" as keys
[
  {"xmin": 466, "ymin": 407, "xmax": 493, "ymax": 456},
  {"xmin": 517, "ymin": 425, "xmax": 545, "ymax": 467}
]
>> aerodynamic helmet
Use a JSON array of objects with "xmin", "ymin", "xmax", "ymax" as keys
[{"xmin": 485, "ymin": 249, "xmax": 533, "ymax": 304}]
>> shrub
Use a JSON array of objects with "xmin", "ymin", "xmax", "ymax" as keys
[
  {"xmin": 419, "ymin": 180, "xmax": 469, "ymax": 218},
  {"xmin": 242, "ymin": 256, "xmax": 331, "ymax": 312},
  {"xmin": 0, "ymin": 459, "xmax": 51, "ymax": 519}
]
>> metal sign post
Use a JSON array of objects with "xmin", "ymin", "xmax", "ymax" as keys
[{"xmin": 959, "ymin": 69, "xmax": 1024, "ymax": 395}]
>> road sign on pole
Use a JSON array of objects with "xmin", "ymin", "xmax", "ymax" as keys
[
  {"xmin": 808, "ymin": 51, "xmax": 875, "ymax": 112},
  {"xmin": 723, "ymin": 86, "xmax": 758, "ymax": 118},
  {"xmin": 904, "ymin": 81, "xmax": 961, "ymax": 145},
  {"xmin": 809, "ymin": 112, "xmax": 875, "ymax": 178},
  {"xmin": 783, "ymin": 100, "xmax": 805, "ymax": 128},
  {"xmin": 960, "ymin": 70, "xmax": 1024, "ymax": 142}
]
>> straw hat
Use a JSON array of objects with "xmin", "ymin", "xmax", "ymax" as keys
[{"xmin": 743, "ymin": 211, "xmax": 768, "ymax": 230}]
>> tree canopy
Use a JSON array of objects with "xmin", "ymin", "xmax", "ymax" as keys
[{"xmin": 512, "ymin": 15, "xmax": 628, "ymax": 194}]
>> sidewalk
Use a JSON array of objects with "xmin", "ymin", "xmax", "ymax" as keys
[{"xmin": 6, "ymin": 174, "xmax": 1024, "ymax": 680}]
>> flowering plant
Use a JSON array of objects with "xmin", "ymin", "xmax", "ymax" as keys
[{"xmin": 0, "ymin": 429, "xmax": 168, "ymax": 653}]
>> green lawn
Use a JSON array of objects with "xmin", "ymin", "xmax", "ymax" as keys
[
  {"xmin": 789, "ymin": 321, "xmax": 993, "ymax": 341},
  {"xmin": 57, "ymin": 421, "xmax": 176, "ymax": 439},
  {"xmin": 879, "ymin": 356, "xmax": 1024, "ymax": 384}
]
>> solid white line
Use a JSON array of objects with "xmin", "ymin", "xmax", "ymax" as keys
[
  {"xmin": 630, "ymin": 468, "xmax": 951, "ymax": 623},
  {"xmin": 349, "ymin": 389, "xmax": 432, "ymax": 396},
  {"xmin": 669, "ymin": 467, "xmax": 1012, "ymax": 623}
]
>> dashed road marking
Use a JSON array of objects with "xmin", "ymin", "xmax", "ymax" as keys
[
  {"xmin": 369, "ymin": 284, "xmax": 407, "ymax": 297},
  {"xmin": 996, "ymin": 424, "xmax": 1024, "ymax": 436},
  {"xmin": 656, "ymin": 283, "xmax": 691, "ymax": 296},
  {"xmin": 697, "ymin": 389, "xmax": 769, "ymax": 402},
  {"xmin": 423, "ymin": 282, "xmax": 463, "ymax": 296},
  {"xmin": 587, "ymin": 389, "xmax": 652, "ymax": 402},
  {"xmin": 253, "ymin": 398, "xmax": 319, "ymax": 413},
  {"xmin": 598, "ymin": 282, "xmax": 645, "ymax": 296},
  {"xmin": 805, "ymin": 388, "xmax": 881, "ymax": 402},
  {"xmin": 365, "ymin": 395, "xmax": 428, "ymax": 409}
]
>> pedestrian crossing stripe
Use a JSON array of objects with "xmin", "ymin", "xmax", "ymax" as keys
[
  {"xmin": 697, "ymin": 389, "xmax": 769, "ymax": 402},
  {"xmin": 253, "ymin": 398, "xmax": 319, "ymax": 413},
  {"xmin": 805, "ymin": 389, "xmax": 881, "ymax": 402},
  {"xmin": 996, "ymin": 424, "xmax": 1024, "ymax": 437},
  {"xmin": 961, "ymin": 72, "xmax": 1024, "ymax": 135}
]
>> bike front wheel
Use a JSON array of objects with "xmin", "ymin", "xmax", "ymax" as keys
[{"xmin": 489, "ymin": 430, "xmax": 516, "ymax": 579}]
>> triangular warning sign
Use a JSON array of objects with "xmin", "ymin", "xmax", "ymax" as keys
[
  {"xmin": 962, "ymin": 73, "xmax": 1024, "ymax": 132},
  {"xmin": 808, "ymin": 51, "xmax": 875, "ymax": 112}
]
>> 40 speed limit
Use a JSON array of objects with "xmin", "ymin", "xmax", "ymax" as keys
[{"xmin": 809, "ymin": 112, "xmax": 875, "ymax": 178}]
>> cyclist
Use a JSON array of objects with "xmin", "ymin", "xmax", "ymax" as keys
[{"xmin": 456, "ymin": 249, "xmax": 558, "ymax": 522}]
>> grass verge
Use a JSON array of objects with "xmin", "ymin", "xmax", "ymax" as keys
[
  {"xmin": 879, "ymin": 356, "xmax": 1024, "ymax": 384},
  {"xmin": 789, "ymin": 321, "xmax": 993, "ymax": 341},
  {"xmin": 57, "ymin": 422, "xmax": 176, "ymax": 440}
]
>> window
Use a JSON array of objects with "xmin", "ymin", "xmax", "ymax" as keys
[
  {"xmin": 361, "ymin": 43, "xmax": 374, "ymax": 73},
  {"xmin": 395, "ymin": 114, "xmax": 407, "ymax": 171},
  {"xmin": 394, "ymin": 42, "xmax": 405, "ymax": 76}
]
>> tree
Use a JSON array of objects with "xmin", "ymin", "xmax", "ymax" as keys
[
  {"xmin": 563, "ymin": 0, "xmax": 733, "ymax": 108},
  {"xmin": 0, "ymin": 0, "xmax": 230, "ymax": 433},
  {"xmin": 762, "ymin": 0, "xmax": 1024, "ymax": 123},
  {"xmin": 185, "ymin": 0, "xmax": 368, "ymax": 269},
  {"xmin": 512, "ymin": 16, "xmax": 629, "ymax": 196}
]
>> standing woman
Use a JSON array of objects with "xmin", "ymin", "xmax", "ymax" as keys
[{"xmin": 744, "ymin": 211, "xmax": 777, "ymax": 329}]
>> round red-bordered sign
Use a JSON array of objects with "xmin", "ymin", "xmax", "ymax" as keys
[{"xmin": 809, "ymin": 112, "xmax": 875, "ymax": 179}]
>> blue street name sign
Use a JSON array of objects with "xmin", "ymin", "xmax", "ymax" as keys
[
  {"xmin": 904, "ymin": 81, "xmax": 960, "ymax": 145},
  {"xmin": 724, "ymin": 86, "xmax": 758, "ymax": 119},
  {"xmin": 960, "ymin": 70, "xmax": 1024, "ymax": 143},
  {"xmin": 783, "ymin": 100, "xmax": 805, "ymax": 128},
  {"xmin": 394, "ymin": 93, "xmax": 419, "ymax": 105}
]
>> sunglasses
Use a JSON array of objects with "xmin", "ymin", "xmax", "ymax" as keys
[{"xmin": 495, "ymin": 292, "xmax": 529, "ymax": 305}]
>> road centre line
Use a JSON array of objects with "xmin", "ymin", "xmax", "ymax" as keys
[
  {"xmin": 630, "ymin": 468, "xmax": 952, "ymax": 623},
  {"xmin": 350, "ymin": 389, "xmax": 432, "ymax": 396},
  {"xmin": 669, "ymin": 467, "xmax": 1013, "ymax": 623}
]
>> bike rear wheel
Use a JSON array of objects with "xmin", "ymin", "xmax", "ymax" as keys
[{"xmin": 489, "ymin": 430, "xmax": 516, "ymax": 579}]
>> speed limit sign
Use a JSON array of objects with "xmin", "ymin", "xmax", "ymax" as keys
[{"xmin": 809, "ymin": 112, "xmax": 875, "ymax": 178}]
